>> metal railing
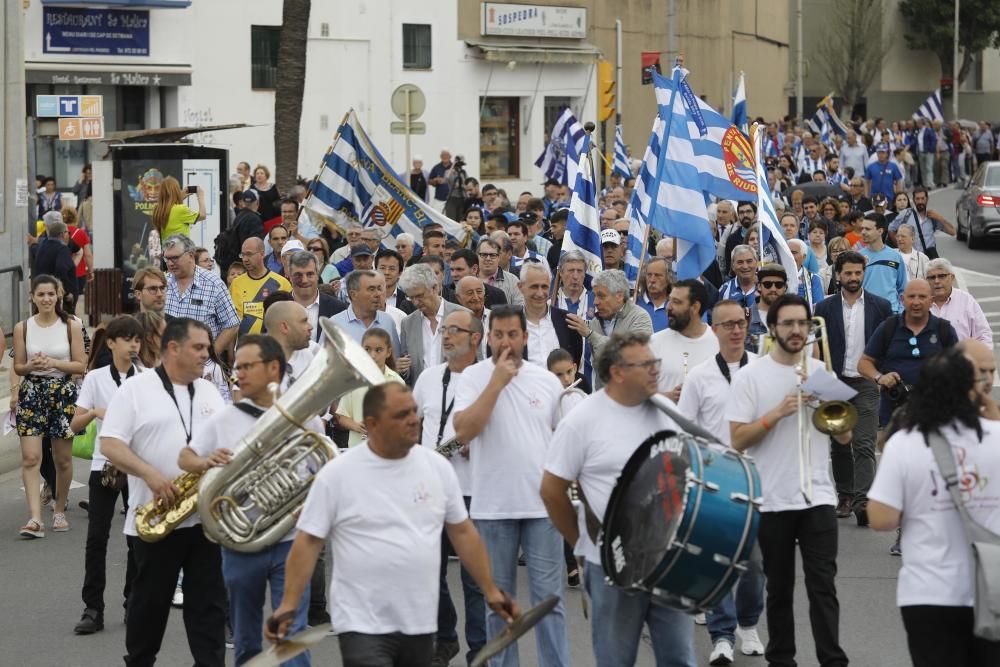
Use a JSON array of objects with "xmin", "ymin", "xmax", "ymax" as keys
[{"xmin": 0, "ymin": 265, "xmax": 25, "ymax": 344}]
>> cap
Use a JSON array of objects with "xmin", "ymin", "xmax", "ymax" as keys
[
  {"xmin": 241, "ymin": 189, "xmax": 259, "ymax": 203},
  {"xmin": 875, "ymin": 143, "xmax": 889, "ymax": 152},
  {"xmin": 517, "ymin": 211, "xmax": 537, "ymax": 224},
  {"xmin": 872, "ymin": 193, "xmax": 888, "ymax": 207},
  {"xmin": 350, "ymin": 243, "xmax": 374, "ymax": 258},
  {"xmin": 544, "ymin": 178, "xmax": 561, "ymax": 187},
  {"xmin": 280, "ymin": 239, "xmax": 306, "ymax": 256},
  {"xmin": 837, "ymin": 193, "xmax": 850, "ymax": 203},
  {"xmin": 757, "ymin": 263, "xmax": 787, "ymax": 281},
  {"xmin": 600, "ymin": 229, "xmax": 622, "ymax": 246},
  {"xmin": 491, "ymin": 211, "xmax": 518, "ymax": 225}
]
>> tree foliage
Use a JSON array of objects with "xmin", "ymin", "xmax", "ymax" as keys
[
  {"xmin": 899, "ymin": 0, "xmax": 1000, "ymax": 84},
  {"xmin": 816, "ymin": 0, "xmax": 892, "ymax": 114},
  {"xmin": 274, "ymin": 0, "xmax": 311, "ymax": 194}
]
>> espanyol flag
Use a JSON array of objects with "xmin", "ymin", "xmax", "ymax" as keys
[
  {"xmin": 303, "ymin": 109, "xmax": 468, "ymax": 253},
  {"xmin": 750, "ymin": 123, "xmax": 799, "ymax": 294},
  {"xmin": 648, "ymin": 66, "xmax": 758, "ymax": 280},
  {"xmin": 731, "ymin": 71, "xmax": 748, "ymax": 136},
  {"xmin": 535, "ymin": 107, "xmax": 586, "ymax": 184}
]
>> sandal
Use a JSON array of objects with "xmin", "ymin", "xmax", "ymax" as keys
[
  {"xmin": 52, "ymin": 513, "xmax": 69, "ymax": 532},
  {"xmin": 19, "ymin": 519, "xmax": 45, "ymax": 539}
]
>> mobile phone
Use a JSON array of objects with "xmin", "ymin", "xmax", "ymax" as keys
[{"xmin": 187, "ymin": 185, "xmax": 198, "ymax": 194}]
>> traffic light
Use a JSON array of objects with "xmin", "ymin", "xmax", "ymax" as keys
[{"xmin": 597, "ymin": 60, "xmax": 616, "ymax": 122}]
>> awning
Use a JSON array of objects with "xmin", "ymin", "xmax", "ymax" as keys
[
  {"xmin": 25, "ymin": 62, "xmax": 192, "ymax": 87},
  {"xmin": 466, "ymin": 40, "xmax": 602, "ymax": 65},
  {"xmin": 41, "ymin": 0, "xmax": 191, "ymax": 7}
]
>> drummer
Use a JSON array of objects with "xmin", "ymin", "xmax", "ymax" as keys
[
  {"xmin": 265, "ymin": 383, "xmax": 518, "ymax": 665},
  {"xmin": 728, "ymin": 294, "xmax": 852, "ymax": 667},
  {"xmin": 541, "ymin": 332, "xmax": 696, "ymax": 666}
]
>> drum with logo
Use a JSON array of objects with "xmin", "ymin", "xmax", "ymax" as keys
[{"xmin": 600, "ymin": 430, "xmax": 761, "ymax": 612}]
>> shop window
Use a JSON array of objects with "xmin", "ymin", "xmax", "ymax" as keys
[
  {"xmin": 480, "ymin": 98, "xmax": 519, "ymax": 180},
  {"xmin": 251, "ymin": 25, "xmax": 281, "ymax": 90},
  {"xmin": 403, "ymin": 24, "xmax": 432, "ymax": 69}
]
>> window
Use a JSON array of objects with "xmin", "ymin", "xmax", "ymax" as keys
[
  {"xmin": 544, "ymin": 97, "xmax": 572, "ymax": 142},
  {"xmin": 251, "ymin": 25, "xmax": 281, "ymax": 89},
  {"xmin": 403, "ymin": 24, "xmax": 432, "ymax": 69},
  {"xmin": 480, "ymin": 98, "xmax": 519, "ymax": 179}
]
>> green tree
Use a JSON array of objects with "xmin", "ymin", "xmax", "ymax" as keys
[
  {"xmin": 899, "ymin": 0, "xmax": 1000, "ymax": 85},
  {"xmin": 816, "ymin": 0, "xmax": 892, "ymax": 116},
  {"xmin": 273, "ymin": 0, "xmax": 311, "ymax": 194}
]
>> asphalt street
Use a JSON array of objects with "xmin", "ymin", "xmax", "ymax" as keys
[{"xmin": 0, "ymin": 185, "xmax": 996, "ymax": 666}]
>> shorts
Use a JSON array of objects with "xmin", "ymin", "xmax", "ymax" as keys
[{"xmin": 15, "ymin": 375, "xmax": 78, "ymax": 439}]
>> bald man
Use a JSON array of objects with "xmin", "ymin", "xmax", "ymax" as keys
[
  {"xmin": 958, "ymin": 339, "xmax": 1000, "ymax": 420},
  {"xmin": 230, "ymin": 237, "xmax": 291, "ymax": 335},
  {"xmin": 263, "ymin": 301, "xmax": 318, "ymax": 389}
]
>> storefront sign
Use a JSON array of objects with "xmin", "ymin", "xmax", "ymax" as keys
[
  {"xmin": 43, "ymin": 6, "xmax": 150, "ymax": 56},
  {"xmin": 481, "ymin": 3, "xmax": 586, "ymax": 39},
  {"xmin": 36, "ymin": 94, "xmax": 103, "ymax": 118},
  {"xmin": 26, "ymin": 69, "xmax": 190, "ymax": 87}
]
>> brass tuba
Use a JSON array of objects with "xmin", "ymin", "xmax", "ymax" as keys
[{"xmin": 197, "ymin": 319, "xmax": 386, "ymax": 552}]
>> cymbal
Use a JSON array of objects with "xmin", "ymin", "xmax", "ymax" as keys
[
  {"xmin": 470, "ymin": 596, "xmax": 559, "ymax": 667},
  {"xmin": 244, "ymin": 623, "xmax": 331, "ymax": 667}
]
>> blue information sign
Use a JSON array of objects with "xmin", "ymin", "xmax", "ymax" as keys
[{"xmin": 42, "ymin": 7, "xmax": 150, "ymax": 57}]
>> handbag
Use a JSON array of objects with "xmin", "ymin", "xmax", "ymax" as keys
[
  {"xmin": 927, "ymin": 429, "xmax": 1000, "ymax": 641},
  {"xmin": 72, "ymin": 420, "xmax": 96, "ymax": 460}
]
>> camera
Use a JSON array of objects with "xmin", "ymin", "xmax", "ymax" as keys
[
  {"xmin": 186, "ymin": 184, "xmax": 198, "ymax": 194},
  {"xmin": 453, "ymin": 155, "xmax": 466, "ymax": 169},
  {"xmin": 886, "ymin": 382, "xmax": 912, "ymax": 406}
]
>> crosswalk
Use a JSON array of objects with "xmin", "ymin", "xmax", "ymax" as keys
[{"xmin": 956, "ymin": 266, "xmax": 1000, "ymax": 386}]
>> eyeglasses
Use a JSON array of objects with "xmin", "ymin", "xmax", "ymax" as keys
[
  {"xmin": 908, "ymin": 336, "xmax": 921, "ymax": 357},
  {"xmin": 776, "ymin": 319, "xmax": 812, "ymax": 330},
  {"xmin": 233, "ymin": 360, "xmax": 266, "ymax": 374},
  {"xmin": 239, "ymin": 251, "xmax": 261, "ymax": 258},
  {"xmin": 760, "ymin": 280, "xmax": 786, "ymax": 289},
  {"xmin": 163, "ymin": 254, "xmax": 184, "ymax": 263},
  {"xmin": 926, "ymin": 273, "xmax": 951, "ymax": 282},
  {"xmin": 442, "ymin": 325, "xmax": 474, "ymax": 335},
  {"xmin": 616, "ymin": 359, "xmax": 662, "ymax": 372},
  {"xmin": 716, "ymin": 319, "xmax": 749, "ymax": 331},
  {"xmin": 142, "ymin": 285, "xmax": 166, "ymax": 293},
  {"xmin": 478, "ymin": 252, "xmax": 499, "ymax": 259},
  {"xmin": 307, "ymin": 245, "xmax": 324, "ymax": 252}
]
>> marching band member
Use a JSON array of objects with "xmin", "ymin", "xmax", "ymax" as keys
[
  {"xmin": 179, "ymin": 335, "xmax": 315, "ymax": 666},
  {"xmin": 101, "ymin": 318, "xmax": 227, "ymax": 666},
  {"xmin": 541, "ymin": 331, "xmax": 695, "ymax": 666},
  {"xmin": 266, "ymin": 383, "xmax": 518, "ymax": 666},
  {"xmin": 676, "ymin": 300, "xmax": 765, "ymax": 662},
  {"xmin": 649, "ymin": 279, "xmax": 718, "ymax": 402},
  {"xmin": 728, "ymin": 295, "xmax": 851, "ymax": 667}
]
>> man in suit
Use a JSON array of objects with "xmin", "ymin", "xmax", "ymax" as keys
[
  {"xmin": 376, "ymin": 249, "xmax": 415, "ymax": 315},
  {"xmin": 287, "ymin": 250, "xmax": 348, "ymax": 342},
  {"xmin": 398, "ymin": 263, "xmax": 470, "ymax": 385},
  {"xmin": 518, "ymin": 261, "xmax": 582, "ymax": 366},
  {"xmin": 565, "ymin": 269, "xmax": 653, "ymax": 389},
  {"xmin": 814, "ymin": 250, "xmax": 893, "ymax": 525},
  {"xmin": 449, "ymin": 249, "xmax": 507, "ymax": 309},
  {"xmin": 33, "ymin": 213, "xmax": 78, "ymax": 312}
]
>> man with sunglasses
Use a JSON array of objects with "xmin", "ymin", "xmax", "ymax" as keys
[
  {"xmin": 858, "ymin": 279, "xmax": 958, "ymax": 427},
  {"xmin": 750, "ymin": 264, "xmax": 789, "ymax": 354}
]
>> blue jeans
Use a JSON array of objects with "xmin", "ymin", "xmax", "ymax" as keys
[
  {"xmin": 475, "ymin": 518, "xmax": 569, "ymax": 667},
  {"xmin": 222, "ymin": 540, "xmax": 311, "ymax": 667},
  {"xmin": 706, "ymin": 560, "xmax": 766, "ymax": 645},
  {"xmin": 583, "ymin": 562, "xmax": 695, "ymax": 667}
]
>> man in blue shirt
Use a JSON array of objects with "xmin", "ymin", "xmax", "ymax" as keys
[
  {"xmin": 636, "ymin": 256, "xmax": 670, "ymax": 332},
  {"xmin": 863, "ymin": 144, "xmax": 903, "ymax": 202},
  {"xmin": 428, "ymin": 150, "xmax": 453, "ymax": 212},
  {"xmin": 858, "ymin": 215, "xmax": 907, "ymax": 313},
  {"xmin": 329, "ymin": 269, "xmax": 402, "ymax": 356}
]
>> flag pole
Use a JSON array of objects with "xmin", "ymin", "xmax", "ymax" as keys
[{"xmin": 631, "ymin": 222, "xmax": 653, "ymax": 303}]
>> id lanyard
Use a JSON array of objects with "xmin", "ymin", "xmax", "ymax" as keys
[{"xmin": 155, "ymin": 366, "xmax": 195, "ymax": 444}]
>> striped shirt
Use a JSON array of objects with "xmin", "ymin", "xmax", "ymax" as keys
[{"xmin": 165, "ymin": 266, "xmax": 240, "ymax": 338}]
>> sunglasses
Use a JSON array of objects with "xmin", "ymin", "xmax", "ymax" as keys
[
  {"xmin": 909, "ymin": 336, "xmax": 921, "ymax": 357},
  {"xmin": 760, "ymin": 280, "xmax": 786, "ymax": 289}
]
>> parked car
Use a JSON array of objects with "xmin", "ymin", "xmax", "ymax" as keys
[{"xmin": 956, "ymin": 161, "xmax": 1000, "ymax": 249}]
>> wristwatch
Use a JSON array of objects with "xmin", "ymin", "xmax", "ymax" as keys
[{"xmin": 874, "ymin": 373, "xmax": 883, "ymax": 384}]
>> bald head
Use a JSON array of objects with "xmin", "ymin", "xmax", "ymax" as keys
[
  {"xmin": 959, "ymin": 339, "xmax": 999, "ymax": 419},
  {"xmin": 904, "ymin": 279, "xmax": 931, "ymax": 297},
  {"xmin": 263, "ymin": 301, "xmax": 312, "ymax": 352},
  {"xmin": 902, "ymin": 278, "xmax": 932, "ymax": 320},
  {"xmin": 241, "ymin": 236, "xmax": 266, "ymax": 273}
]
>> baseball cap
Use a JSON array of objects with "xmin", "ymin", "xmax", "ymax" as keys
[
  {"xmin": 280, "ymin": 239, "xmax": 305, "ymax": 256},
  {"xmin": 757, "ymin": 263, "xmax": 787, "ymax": 281},
  {"xmin": 491, "ymin": 211, "xmax": 518, "ymax": 225},
  {"xmin": 350, "ymin": 243, "xmax": 374, "ymax": 258},
  {"xmin": 872, "ymin": 193, "xmax": 888, "ymax": 207},
  {"xmin": 241, "ymin": 189, "xmax": 259, "ymax": 203},
  {"xmin": 600, "ymin": 229, "xmax": 622, "ymax": 246},
  {"xmin": 875, "ymin": 143, "xmax": 889, "ymax": 153}
]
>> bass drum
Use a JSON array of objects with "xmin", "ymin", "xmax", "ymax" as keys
[{"xmin": 599, "ymin": 430, "xmax": 761, "ymax": 612}]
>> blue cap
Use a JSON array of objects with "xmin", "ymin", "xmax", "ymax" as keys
[{"xmin": 875, "ymin": 143, "xmax": 889, "ymax": 152}]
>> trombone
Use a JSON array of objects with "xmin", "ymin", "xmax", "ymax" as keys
[{"xmin": 762, "ymin": 317, "xmax": 858, "ymax": 504}]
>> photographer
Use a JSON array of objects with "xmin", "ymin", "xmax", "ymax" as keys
[
  {"xmin": 443, "ymin": 155, "xmax": 468, "ymax": 222},
  {"xmin": 858, "ymin": 279, "xmax": 958, "ymax": 427}
]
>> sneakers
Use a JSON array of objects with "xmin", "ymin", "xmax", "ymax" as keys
[
  {"xmin": 736, "ymin": 625, "xmax": 765, "ymax": 656},
  {"xmin": 693, "ymin": 612, "xmax": 707, "ymax": 625},
  {"xmin": 225, "ymin": 623, "xmax": 234, "ymax": 649},
  {"xmin": 74, "ymin": 608, "xmax": 104, "ymax": 635},
  {"xmin": 709, "ymin": 639, "xmax": 735, "ymax": 665},
  {"xmin": 19, "ymin": 519, "xmax": 44, "ymax": 539},
  {"xmin": 431, "ymin": 639, "xmax": 460, "ymax": 667},
  {"xmin": 567, "ymin": 569, "xmax": 581, "ymax": 588},
  {"xmin": 172, "ymin": 587, "xmax": 184, "ymax": 608},
  {"xmin": 52, "ymin": 513, "xmax": 70, "ymax": 532}
]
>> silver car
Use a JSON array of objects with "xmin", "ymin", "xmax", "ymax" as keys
[{"xmin": 956, "ymin": 161, "xmax": 1000, "ymax": 249}]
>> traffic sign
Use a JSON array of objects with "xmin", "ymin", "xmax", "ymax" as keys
[
  {"xmin": 390, "ymin": 121, "xmax": 426, "ymax": 134},
  {"xmin": 37, "ymin": 94, "xmax": 103, "ymax": 118},
  {"xmin": 58, "ymin": 117, "xmax": 104, "ymax": 140},
  {"xmin": 390, "ymin": 84, "xmax": 426, "ymax": 121}
]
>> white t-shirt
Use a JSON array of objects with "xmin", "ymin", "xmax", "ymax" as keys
[
  {"xmin": 413, "ymin": 362, "xmax": 471, "ymax": 495},
  {"xmin": 296, "ymin": 443, "xmax": 467, "ymax": 634},
  {"xmin": 545, "ymin": 390, "xmax": 679, "ymax": 564},
  {"xmin": 525, "ymin": 311, "xmax": 560, "ymax": 367},
  {"xmin": 452, "ymin": 359, "xmax": 563, "ymax": 519},
  {"xmin": 726, "ymin": 355, "xmax": 837, "ymax": 512},
  {"xmin": 100, "ymin": 369, "xmax": 224, "ymax": 536},
  {"xmin": 650, "ymin": 326, "xmax": 720, "ymax": 392},
  {"xmin": 677, "ymin": 352, "xmax": 756, "ymax": 447},
  {"xmin": 75, "ymin": 364, "xmax": 143, "ymax": 472},
  {"xmin": 869, "ymin": 420, "xmax": 1000, "ymax": 607},
  {"xmin": 281, "ymin": 341, "xmax": 321, "ymax": 393}
]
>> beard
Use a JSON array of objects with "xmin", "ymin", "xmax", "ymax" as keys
[
  {"xmin": 669, "ymin": 310, "xmax": 691, "ymax": 331},
  {"xmin": 443, "ymin": 340, "xmax": 472, "ymax": 361},
  {"xmin": 841, "ymin": 279, "xmax": 862, "ymax": 294},
  {"xmin": 775, "ymin": 330, "xmax": 805, "ymax": 354},
  {"xmin": 915, "ymin": 202, "xmax": 926, "ymax": 212}
]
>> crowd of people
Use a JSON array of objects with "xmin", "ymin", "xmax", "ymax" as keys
[{"xmin": 3, "ymin": 110, "xmax": 999, "ymax": 667}]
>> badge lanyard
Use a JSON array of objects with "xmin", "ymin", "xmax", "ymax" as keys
[{"xmin": 155, "ymin": 366, "xmax": 196, "ymax": 444}]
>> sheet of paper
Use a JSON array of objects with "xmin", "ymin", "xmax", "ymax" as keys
[{"xmin": 801, "ymin": 368, "xmax": 858, "ymax": 402}]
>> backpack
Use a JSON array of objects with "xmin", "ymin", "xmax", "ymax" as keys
[
  {"xmin": 875, "ymin": 313, "xmax": 951, "ymax": 360},
  {"xmin": 213, "ymin": 219, "xmax": 242, "ymax": 273}
]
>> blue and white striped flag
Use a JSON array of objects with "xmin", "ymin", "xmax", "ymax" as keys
[
  {"xmin": 535, "ymin": 107, "xmax": 586, "ymax": 184},
  {"xmin": 561, "ymin": 135, "xmax": 603, "ymax": 284},
  {"xmin": 750, "ymin": 123, "xmax": 799, "ymax": 294},
  {"xmin": 612, "ymin": 125, "xmax": 631, "ymax": 179},
  {"xmin": 807, "ymin": 95, "xmax": 849, "ymax": 141},
  {"xmin": 303, "ymin": 110, "xmax": 467, "ymax": 252},
  {"xmin": 731, "ymin": 71, "xmax": 748, "ymax": 136},
  {"xmin": 623, "ymin": 115, "xmax": 661, "ymax": 287},
  {"xmin": 648, "ymin": 66, "xmax": 758, "ymax": 280},
  {"xmin": 912, "ymin": 89, "xmax": 944, "ymax": 123}
]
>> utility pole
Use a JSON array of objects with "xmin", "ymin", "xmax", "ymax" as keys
[
  {"xmin": 796, "ymin": 0, "xmax": 803, "ymax": 121},
  {"xmin": 615, "ymin": 18, "xmax": 622, "ymax": 128},
  {"xmin": 667, "ymin": 0, "xmax": 676, "ymax": 64},
  {"xmin": 2, "ymin": 0, "xmax": 30, "ymax": 320},
  {"xmin": 953, "ymin": 0, "xmax": 960, "ymax": 119}
]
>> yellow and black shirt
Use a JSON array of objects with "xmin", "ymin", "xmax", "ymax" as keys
[{"xmin": 229, "ymin": 270, "xmax": 291, "ymax": 334}]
